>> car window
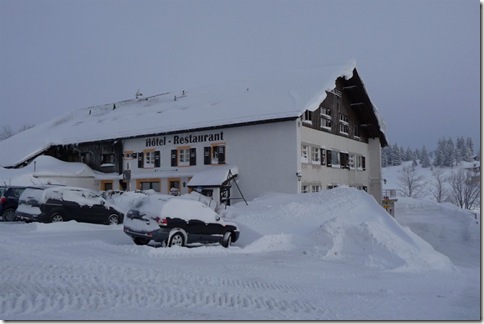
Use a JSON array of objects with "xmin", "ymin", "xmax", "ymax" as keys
[
  {"xmin": 0, "ymin": 187, "xmax": 6, "ymax": 196},
  {"xmin": 12, "ymin": 188, "xmax": 25, "ymax": 198},
  {"xmin": 19, "ymin": 188, "xmax": 45, "ymax": 204}
]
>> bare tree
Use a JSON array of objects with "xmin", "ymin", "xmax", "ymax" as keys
[
  {"xmin": 448, "ymin": 169, "xmax": 480, "ymax": 210},
  {"xmin": 0, "ymin": 125, "xmax": 14, "ymax": 141},
  {"xmin": 398, "ymin": 165, "xmax": 427, "ymax": 198},
  {"xmin": 431, "ymin": 168, "xmax": 447, "ymax": 203}
]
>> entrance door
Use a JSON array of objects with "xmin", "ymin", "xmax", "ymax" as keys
[{"xmin": 168, "ymin": 178, "xmax": 181, "ymax": 196}]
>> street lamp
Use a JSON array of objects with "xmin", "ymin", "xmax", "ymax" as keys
[{"xmin": 296, "ymin": 172, "xmax": 302, "ymax": 182}]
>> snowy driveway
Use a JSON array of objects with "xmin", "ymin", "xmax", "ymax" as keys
[{"xmin": 0, "ymin": 220, "xmax": 479, "ymax": 320}]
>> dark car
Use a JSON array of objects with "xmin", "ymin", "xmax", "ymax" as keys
[
  {"xmin": 123, "ymin": 196, "xmax": 240, "ymax": 248},
  {"xmin": 15, "ymin": 186, "xmax": 124, "ymax": 225},
  {"xmin": 0, "ymin": 186, "xmax": 32, "ymax": 221}
]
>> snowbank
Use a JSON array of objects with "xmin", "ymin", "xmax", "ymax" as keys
[{"xmin": 226, "ymin": 187, "xmax": 454, "ymax": 272}]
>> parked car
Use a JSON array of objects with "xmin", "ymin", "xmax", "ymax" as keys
[
  {"xmin": 0, "ymin": 186, "xmax": 33, "ymax": 221},
  {"xmin": 15, "ymin": 186, "xmax": 124, "ymax": 225},
  {"xmin": 123, "ymin": 196, "xmax": 240, "ymax": 248}
]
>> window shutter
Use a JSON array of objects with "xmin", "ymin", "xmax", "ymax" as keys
[
  {"xmin": 362, "ymin": 156, "xmax": 366, "ymax": 171},
  {"xmin": 171, "ymin": 149, "xmax": 177, "ymax": 167},
  {"xmin": 326, "ymin": 150, "xmax": 332, "ymax": 167},
  {"xmin": 189, "ymin": 148, "xmax": 197, "ymax": 166},
  {"xmin": 154, "ymin": 151, "xmax": 161, "ymax": 167},
  {"xmin": 218, "ymin": 146, "xmax": 225, "ymax": 164},
  {"xmin": 320, "ymin": 148, "xmax": 325, "ymax": 165},
  {"xmin": 204, "ymin": 147, "xmax": 211, "ymax": 165},
  {"xmin": 137, "ymin": 152, "xmax": 144, "ymax": 168}
]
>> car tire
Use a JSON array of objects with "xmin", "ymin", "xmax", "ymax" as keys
[
  {"xmin": 3, "ymin": 209, "xmax": 16, "ymax": 222},
  {"xmin": 51, "ymin": 213, "xmax": 64, "ymax": 223},
  {"xmin": 133, "ymin": 237, "xmax": 150, "ymax": 245},
  {"xmin": 221, "ymin": 231, "xmax": 232, "ymax": 248},
  {"xmin": 107, "ymin": 214, "xmax": 119, "ymax": 225},
  {"xmin": 168, "ymin": 232, "xmax": 185, "ymax": 247}
]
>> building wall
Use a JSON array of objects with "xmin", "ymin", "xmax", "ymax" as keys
[
  {"xmin": 121, "ymin": 120, "xmax": 299, "ymax": 202},
  {"xmin": 299, "ymin": 122, "xmax": 373, "ymax": 192}
]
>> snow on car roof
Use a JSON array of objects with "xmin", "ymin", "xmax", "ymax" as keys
[{"xmin": 162, "ymin": 198, "xmax": 220, "ymax": 224}]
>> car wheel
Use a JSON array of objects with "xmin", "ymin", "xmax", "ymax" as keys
[
  {"xmin": 51, "ymin": 213, "xmax": 64, "ymax": 223},
  {"xmin": 107, "ymin": 214, "xmax": 119, "ymax": 225},
  {"xmin": 133, "ymin": 237, "xmax": 150, "ymax": 245},
  {"xmin": 169, "ymin": 232, "xmax": 185, "ymax": 247},
  {"xmin": 221, "ymin": 231, "xmax": 232, "ymax": 248},
  {"xmin": 3, "ymin": 209, "xmax": 16, "ymax": 222}
]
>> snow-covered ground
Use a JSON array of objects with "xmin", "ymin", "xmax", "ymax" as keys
[{"xmin": 0, "ymin": 186, "xmax": 479, "ymax": 320}]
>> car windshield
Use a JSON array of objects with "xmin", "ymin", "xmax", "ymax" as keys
[{"xmin": 0, "ymin": 187, "xmax": 6, "ymax": 196}]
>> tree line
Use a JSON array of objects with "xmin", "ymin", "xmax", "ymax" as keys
[
  {"xmin": 383, "ymin": 136, "xmax": 480, "ymax": 210},
  {"xmin": 382, "ymin": 136, "xmax": 477, "ymax": 168}
]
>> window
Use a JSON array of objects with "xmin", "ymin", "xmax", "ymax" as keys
[
  {"xmin": 339, "ymin": 114, "xmax": 349, "ymax": 135},
  {"xmin": 349, "ymin": 154, "xmax": 355, "ymax": 170},
  {"xmin": 356, "ymin": 155, "xmax": 366, "ymax": 171},
  {"xmin": 140, "ymin": 181, "xmax": 160, "ymax": 192},
  {"xmin": 144, "ymin": 150, "xmax": 155, "ymax": 168},
  {"xmin": 301, "ymin": 145, "xmax": 309, "ymax": 163},
  {"xmin": 311, "ymin": 184, "xmax": 321, "ymax": 192},
  {"xmin": 178, "ymin": 148, "xmax": 190, "ymax": 166},
  {"xmin": 320, "ymin": 115, "xmax": 332, "ymax": 130},
  {"xmin": 354, "ymin": 125, "xmax": 360, "ymax": 138},
  {"xmin": 321, "ymin": 107, "xmax": 332, "ymax": 117},
  {"xmin": 138, "ymin": 150, "xmax": 160, "ymax": 168},
  {"xmin": 101, "ymin": 153, "xmax": 115, "ymax": 165},
  {"xmin": 301, "ymin": 184, "xmax": 309, "ymax": 193},
  {"xmin": 331, "ymin": 150, "xmax": 340, "ymax": 167},
  {"xmin": 204, "ymin": 145, "xmax": 225, "ymax": 165},
  {"xmin": 340, "ymin": 152, "xmax": 349, "ymax": 169},
  {"xmin": 310, "ymin": 146, "xmax": 320, "ymax": 164},
  {"xmin": 302, "ymin": 145, "xmax": 322, "ymax": 164},
  {"xmin": 302, "ymin": 110, "xmax": 312, "ymax": 124},
  {"xmin": 172, "ymin": 148, "xmax": 196, "ymax": 167},
  {"xmin": 123, "ymin": 151, "xmax": 135, "ymax": 160}
]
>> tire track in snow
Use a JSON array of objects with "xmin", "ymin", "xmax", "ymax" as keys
[{"xmin": 0, "ymin": 262, "xmax": 322, "ymax": 319}]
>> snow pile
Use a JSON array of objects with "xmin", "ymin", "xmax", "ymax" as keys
[
  {"xmin": 226, "ymin": 187, "xmax": 454, "ymax": 272},
  {"xmin": 395, "ymin": 197, "xmax": 480, "ymax": 267}
]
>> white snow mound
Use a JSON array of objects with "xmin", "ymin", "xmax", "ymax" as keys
[{"xmin": 228, "ymin": 187, "xmax": 454, "ymax": 272}]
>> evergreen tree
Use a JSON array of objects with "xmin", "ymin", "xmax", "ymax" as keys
[
  {"xmin": 456, "ymin": 136, "xmax": 465, "ymax": 164},
  {"xmin": 465, "ymin": 137, "xmax": 475, "ymax": 161},
  {"xmin": 420, "ymin": 145, "xmax": 431, "ymax": 168},
  {"xmin": 444, "ymin": 137, "xmax": 456, "ymax": 167},
  {"xmin": 381, "ymin": 146, "xmax": 389, "ymax": 167},
  {"xmin": 404, "ymin": 147, "xmax": 414, "ymax": 161},
  {"xmin": 434, "ymin": 138, "xmax": 445, "ymax": 167},
  {"xmin": 390, "ymin": 143, "xmax": 402, "ymax": 166}
]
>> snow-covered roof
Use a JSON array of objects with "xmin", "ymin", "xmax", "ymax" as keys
[
  {"xmin": 0, "ymin": 60, "xmax": 385, "ymax": 167},
  {"xmin": 187, "ymin": 165, "xmax": 238, "ymax": 187}
]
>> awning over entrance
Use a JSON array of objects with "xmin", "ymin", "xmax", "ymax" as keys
[{"xmin": 187, "ymin": 165, "xmax": 238, "ymax": 187}]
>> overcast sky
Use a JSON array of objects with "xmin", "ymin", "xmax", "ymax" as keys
[{"xmin": 0, "ymin": 0, "xmax": 480, "ymax": 150}]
